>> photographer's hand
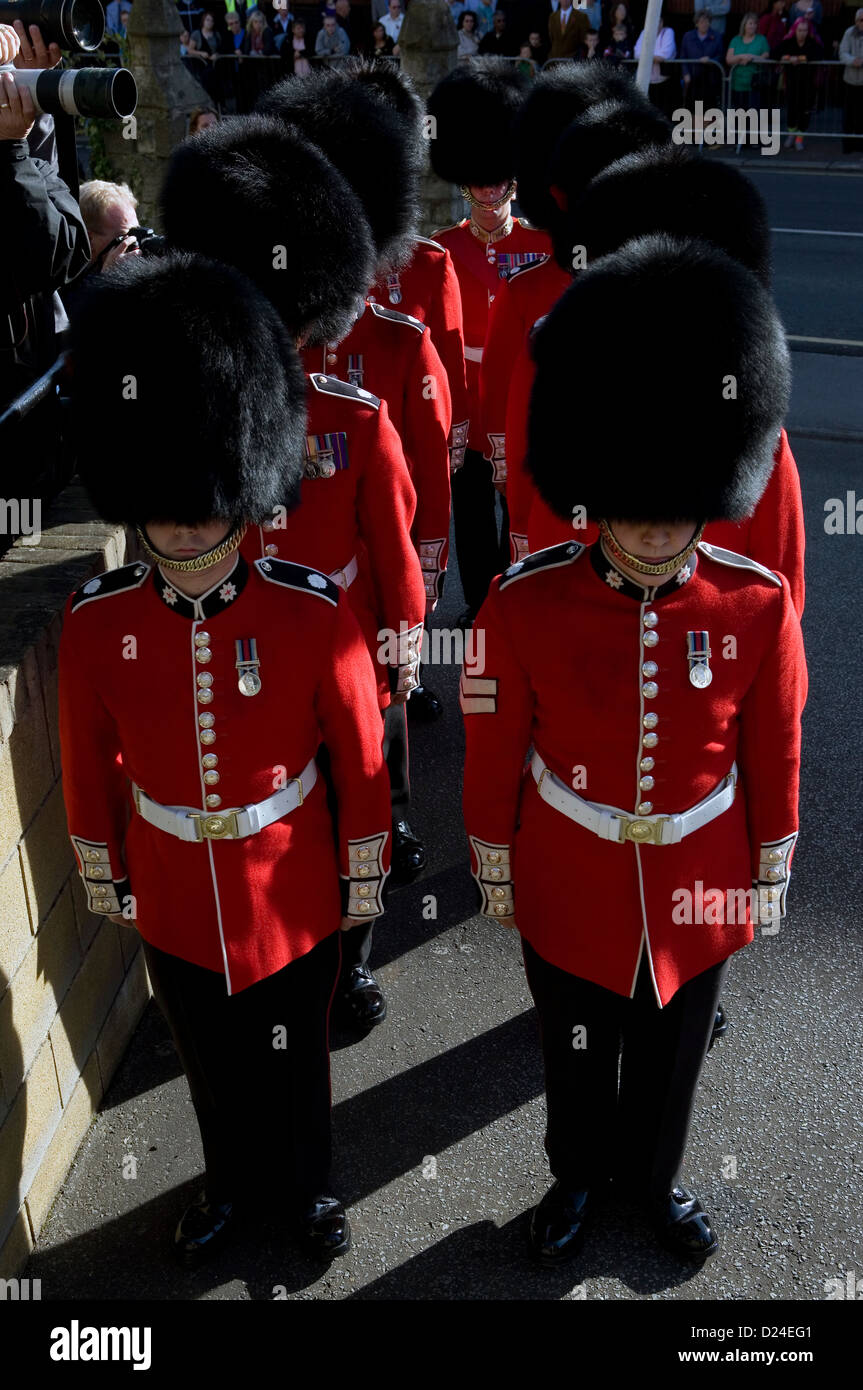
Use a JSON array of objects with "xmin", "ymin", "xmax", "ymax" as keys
[
  {"xmin": 101, "ymin": 235, "xmax": 141, "ymax": 270},
  {"xmin": 0, "ymin": 22, "xmax": 21, "ymax": 63},
  {"xmin": 0, "ymin": 70, "xmax": 36, "ymax": 140},
  {"xmin": 12, "ymin": 21, "xmax": 63, "ymax": 70}
]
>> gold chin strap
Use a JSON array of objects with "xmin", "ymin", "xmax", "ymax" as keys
[
  {"xmin": 136, "ymin": 522, "xmax": 247, "ymax": 573},
  {"xmin": 599, "ymin": 519, "xmax": 705, "ymax": 578},
  {"xmin": 460, "ymin": 180, "xmax": 516, "ymax": 211}
]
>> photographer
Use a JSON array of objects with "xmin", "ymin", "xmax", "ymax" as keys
[
  {"xmin": 78, "ymin": 179, "xmax": 142, "ymax": 271},
  {"xmin": 0, "ymin": 22, "xmax": 90, "ymax": 410}
]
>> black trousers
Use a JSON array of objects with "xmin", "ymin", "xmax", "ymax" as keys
[
  {"xmin": 143, "ymin": 932, "xmax": 340, "ymax": 1208},
  {"xmin": 452, "ymin": 447, "xmax": 512, "ymax": 617},
  {"xmin": 521, "ymin": 939, "xmax": 728, "ymax": 1200}
]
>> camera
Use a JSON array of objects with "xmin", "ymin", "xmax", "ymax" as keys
[
  {"xmin": 126, "ymin": 225, "xmax": 166, "ymax": 257},
  {"xmin": 0, "ymin": 61, "xmax": 136, "ymax": 116},
  {"xmin": 0, "ymin": 0, "xmax": 105, "ymax": 53}
]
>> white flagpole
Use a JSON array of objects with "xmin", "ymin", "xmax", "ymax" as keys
[{"xmin": 635, "ymin": 0, "xmax": 664, "ymax": 94}]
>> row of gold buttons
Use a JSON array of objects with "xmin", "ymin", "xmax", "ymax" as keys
[{"xmin": 194, "ymin": 631, "xmax": 222, "ymax": 809}]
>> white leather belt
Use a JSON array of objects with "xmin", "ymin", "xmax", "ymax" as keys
[
  {"xmin": 132, "ymin": 758, "xmax": 317, "ymax": 842},
  {"xmin": 531, "ymin": 753, "xmax": 737, "ymax": 847},
  {"xmin": 329, "ymin": 553, "xmax": 358, "ymax": 590},
  {"xmin": 464, "ymin": 346, "xmax": 483, "ymax": 363}
]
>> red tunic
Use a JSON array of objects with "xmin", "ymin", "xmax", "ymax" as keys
[
  {"xmin": 370, "ymin": 236, "xmax": 470, "ymax": 470},
  {"xmin": 432, "ymin": 218, "xmax": 551, "ymax": 451},
  {"xmin": 479, "ymin": 255, "xmax": 571, "ymax": 482},
  {"xmin": 505, "ymin": 338, "xmax": 806, "ymax": 617},
  {"xmin": 59, "ymin": 554, "xmax": 392, "ymax": 995},
  {"xmin": 302, "ymin": 301, "xmax": 452, "ymax": 610},
  {"xmin": 241, "ymin": 372, "xmax": 426, "ymax": 705},
  {"xmin": 461, "ymin": 540, "xmax": 806, "ymax": 1006}
]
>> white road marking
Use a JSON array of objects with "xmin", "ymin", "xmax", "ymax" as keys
[
  {"xmin": 787, "ymin": 334, "xmax": 863, "ymax": 348},
  {"xmin": 772, "ymin": 227, "xmax": 863, "ymax": 237}
]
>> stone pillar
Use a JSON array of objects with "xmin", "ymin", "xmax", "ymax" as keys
[
  {"xmin": 399, "ymin": 0, "xmax": 462, "ymax": 235},
  {"xmin": 102, "ymin": 0, "xmax": 216, "ymax": 225}
]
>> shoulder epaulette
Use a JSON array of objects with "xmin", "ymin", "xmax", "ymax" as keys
[
  {"xmin": 368, "ymin": 302, "xmax": 425, "ymax": 334},
  {"xmin": 499, "ymin": 541, "xmax": 585, "ymax": 590},
  {"xmin": 506, "ymin": 254, "xmax": 549, "ymax": 284},
  {"xmin": 697, "ymin": 542, "xmax": 782, "ymax": 588},
  {"xmin": 255, "ymin": 557, "xmax": 339, "ymax": 606},
  {"xmin": 308, "ymin": 373, "xmax": 380, "ymax": 409},
  {"xmin": 415, "ymin": 235, "xmax": 445, "ymax": 252},
  {"xmin": 516, "ymin": 218, "xmax": 541, "ymax": 232},
  {"xmin": 432, "ymin": 221, "xmax": 466, "ymax": 238},
  {"xmin": 70, "ymin": 561, "xmax": 150, "ymax": 612}
]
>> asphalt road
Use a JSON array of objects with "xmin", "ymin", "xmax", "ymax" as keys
[{"xmin": 24, "ymin": 171, "xmax": 863, "ymax": 1306}]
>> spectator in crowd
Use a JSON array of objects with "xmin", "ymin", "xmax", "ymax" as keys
[
  {"xmin": 106, "ymin": 0, "xmax": 132, "ymax": 29},
  {"xmin": 188, "ymin": 107, "xmax": 219, "ymax": 134},
  {"xmin": 187, "ymin": 9, "xmax": 225, "ymax": 99},
  {"xmin": 471, "ymin": 0, "xmax": 498, "ymax": 40},
  {"xmin": 381, "ymin": 0, "xmax": 405, "ymax": 45},
  {"xmin": 759, "ymin": 0, "xmax": 789, "ymax": 49},
  {"xmin": 242, "ymin": 7, "xmax": 275, "ymax": 52},
  {"xmin": 681, "ymin": 9, "xmax": 724, "ymax": 111},
  {"xmin": 371, "ymin": 19, "xmax": 394, "ymax": 53},
  {"xmin": 600, "ymin": 0, "xmax": 633, "ymax": 48},
  {"xmin": 602, "ymin": 19, "xmax": 633, "ymax": 59},
  {"xmin": 189, "ymin": 8, "xmax": 223, "ymax": 58},
  {"xmin": 527, "ymin": 27, "xmax": 548, "ymax": 62},
  {"xmin": 457, "ymin": 8, "xmax": 480, "ymax": 52},
  {"xmin": 271, "ymin": 3, "xmax": 292, "ymax": 49},
  {"xmin": 478, "ymin": 8, "xmax": 519, "ymax": 52},
  {"xmin": 634, "ymin": 12, "xmax": 678, "ymax": 115},
  {"xmin": 707, "ymin": 0, "xmax": 731, "ymax": 40},
  {"xmin": 578, "ymin": 0, "xmax": 603, "ymax": 31},
  {"xmin": 516, "ymin": 40, "xmax": 539, "ymax": 75},
  {"xmin": 726, "ymin": 10, "xmax": 769, "ymax": 108},
  {"xmin": 78, "ymin": 180, "xmax": 141, "ymax": 272},
  {"xmin": 777, "ymin": 16, "xmax": 821, "ymax": 147},
  {"xmin": 180, "ymin": 26, "xmax": 192, "ymax": 53},
  {"xmin": 285, "ymin": 17, "xmax": 312, "ymax": 70},
  {"xmin": 548, "ymin": 2, "xmax": 589, "ymax": 58},
  {"xmin": 447, "ymin": 0, "xmax": 466, "ymax": 23},
  {"xmin": 316, "ymin": 11, "xmax": 351, "ymax": 54},
  {"xmin": 584, "ymin": 28, "xmax": 600, "ymax": 56},
  {"xmin": 840, "ymin": 7, "xmax": 863, "ymax": 154},
  {"xmin": 335, "ymin": 0, "xmax": 370, "ymax": 53},
  {"xmin": 789, "ymin": 0, "xmax": 821, "ymax": 28}
]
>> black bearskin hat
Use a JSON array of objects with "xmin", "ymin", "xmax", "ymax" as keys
[
  {"xmin": 514, "ymin": 62, "xmax": 660, "ymax": 231},
  {"xmin": 257, "ymin": 62, "xmax": 423, "ymax": 273},
  {"xmin": 67, "ymin": 253, "xmax": 307, "ymax": 528},
  {"xmin": 526, "ymin": 236, "xmax": 790, "ymax": 524},
  {"xmin": 160, "ymin": 115, "xmax": 374, "ymax": 345},
  {"xmin": 555, "ymin": 144, "xmax": 772, "ymax": 286},
  {"xmin": 427, "ymin": 59, "xmax": 529, "ymax": 188}
]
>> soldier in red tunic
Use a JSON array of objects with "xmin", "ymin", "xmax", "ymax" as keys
[
  {"xmin": 60, "ymin": 254, "xmax": 392, "ymax": 1265},
  {"xmin": 461, "ymin": 237, "xmax": 807, "ymax": 1263},
  {"xmin": 427, "ymin": 60, "xmax": 551, "ymax": 626},
  {"xmin": 160, "ymin": 115, "xmax": 427, "ymax": 1029}
]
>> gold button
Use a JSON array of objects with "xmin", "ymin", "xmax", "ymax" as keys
[
  {"xmin": 357, "ymin": 848, "xmax": 370, "ymax": 860},
  {"xmin": 357, "ymin": 865, "xmax": 370, "ymax": 877},
  {"xmin": 357, "ymin": 884, "xmax": 371, "ymax": 897},
  {"xmin": 198, "ymin": 712, "xmax": 215, "ymax": 728},
  {"xmin": 642, "ymin": 732, "xmax": 659, "ymax": 748},
  {"xmin": 640, "ymin": 757, "xmax": 655, "ymax": 771},
  {"xmin": 205, "ymin": 794, "xmax": 222, "ymax": 808},
  {"xmin": 89, "ymin": 866, "xmax": 105, "ymax": 879},
  {"xmin": 764, "ymin": 868, "xmax": 782, "ymax": 883},
  {"xmin": 643, "ymin": 713, "xmax": 658, "ymax": 730},
  {"xmin": 489, "ymin": 868, "xmax": 502, "ymax": 880},
  {"xmin": 637, "ymin": 801, "xmax": 653, "ymax": 815},
  {"xmin": 642, "ymin": 631, "xmax": 659, "ymax": 648},
  {"xmin": 92, "ymin": 885, "xmax": 107, "ymax": 896},
  {"xmin": 264, "ymin": 544, "xmax": 279, "ymax": 557},
  {"xmin": 639, "ymin": 776, "xmax": 655, "ymax": 791},
  {"xmin": 194, "ymin": 632, "xmax": 211, "ymax": 647},
  {"xmin": 493, "ymin": 903, "xmax": 508, "ymax": 916},
  {"xmin": 642, "ymin": 661, "xmax": 658, "ymax": 678},
  {"xmin": 357, "ymin": 901, "xmax": 371, "ymax": 913},
  {"xmin": 491, "ymin": 887, "xmax": 505, "ymax": 899},
  {"xmin": 326, "ymin": 353, "xmax": 337, "ymax": 365},
  {"xmin": 767, "ymin": 849, "xmax": 783, "ymax": 863},
  {"xmin": 263, "ymin": 520, "xmax": 274, "ymax": 532},
  {"xmin": 197, "ymin": 689, "xmax": 214, "ymax": 705},
  {"xmin": 202, "ymin": 753, "xmax": 218, "ymax": 769},
  {"xmin": 94, "ymin": 901, "xmax": 112, "ymax": 911},
  {"xmin": 642, "ymin": 681, "xmax": 658, "ymax": 699},
  {"xmin": 195, "ymin": 647, "xmax": 212, "ymax": 664},
  {"xmin": 197, "ymin": 672, "xmax": 214, "ymax": 688},
  {"xmin": 643, "ymin": 611, "xmax": 658, "ymax": 628},
  {"xmin": 204, "ymin": 770, "xmax": 220, "ymax": 786},
  {"xmin": 85, "ymin": 849, "xmax": 102, "ymax": 862},
  {"xmin": 200, "ymin": 730, "xmax": 216, "ymax": 745},
  {"xmin": 487, "ymin": 851, "xmax": 501, "ymax": 865}
]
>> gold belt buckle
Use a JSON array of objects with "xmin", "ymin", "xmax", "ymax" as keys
[
  {"xmin": 621, "ymin": 816, "xmax": 668, "ymax": 845},
  {"xmin": 189, "ymin": 809, "xmax": 241, "ymax": 841},
  {"xmin": 292, "ymin": 775, "xmax": 304, "ymax": 808}
]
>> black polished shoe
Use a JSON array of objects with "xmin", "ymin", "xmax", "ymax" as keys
[
  {"xmin": 337, "ymin": 963, "xmax": 387, "ymax": 1030},
  {"xmin": 528, "ymin": 1182, "xmax": 590, "ymax": 1264},
  {"xmin": 298, "ymin": 1195, "xmax": 351, "ymax": 1259},
  {"xmin": 708, "ymin": 1004, "xmax": 729, "ymax": 1052},
  {"xmin": 653, "ymin": 1186, "xmax": 719, "ymax": 1260},
  {"xmin": 391, "ymin": 819, "xmax": 426, "ymax": 882},
  {"xmin": 406, "ymin": 683, "xmax": 444, "ymax": 723},
  {"xmin": 174, "ymin": 1192, "xmax": 234, "ymax": 1266}
]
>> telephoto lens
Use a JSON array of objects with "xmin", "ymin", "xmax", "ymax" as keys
[
  {"xmin": 0, "ymin": 0, "xmax": 106, "ymax": 52},
  {"xmin": 1, "ymin": 63, "xmax": 136, "ymax": 116}
]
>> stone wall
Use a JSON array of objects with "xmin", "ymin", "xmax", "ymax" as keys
[{"xmin": 0, "ymin": 488, "xmax": 151, "ymax": 1277}]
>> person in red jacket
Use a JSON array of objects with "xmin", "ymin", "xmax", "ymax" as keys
[
  {"xmin": 160, "ymin": 114, "xmax": 427, "ymax": 1029},
  {"xmin": 427, "ymin": 60, "xmax": 551, "ymax": 626},
  {"xmin": 61, "ymin": 254, "xmax": 392, "ymax": 1266},
  {"xmin": 462, "ymin": 236, "xmax": 807, "ymax": 1264},
  {"xmin": 480, "ymin": 65, "xmax": 670, "ymax": 516}
]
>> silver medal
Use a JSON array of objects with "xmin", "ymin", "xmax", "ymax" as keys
[
  {"xmin": 689, "ymin": 664, "xmax": 712, "ymax": 689},
  {"xmin": 238, "ymin": 670, "xmax": 262, "ymax": 697}
]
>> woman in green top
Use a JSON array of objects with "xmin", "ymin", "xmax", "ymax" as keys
[{"xmin": 727, "ymin": 12, "xmax": 770, "ymax": 104}]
